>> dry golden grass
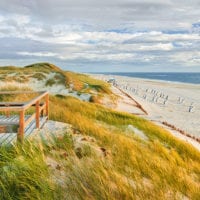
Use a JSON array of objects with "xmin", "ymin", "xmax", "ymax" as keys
[
  {"xmin": 0, "ymin": 63, "xmax": 199, "ymax": 200},
  {"xmin": 64, "ymin": 71, "xmax": 111, "ymax": 94},
  {"xmin": 0, "ymin": 85, "xmax": 38, "ymax": 103},
  {"xmin": 49, "ymin": 95, "xmax": 200, "ymax": 200}
]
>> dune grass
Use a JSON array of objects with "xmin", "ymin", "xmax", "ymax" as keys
[
  {"xmin": 48, "ymin": 95, "xmax": 200, "ymax": 200},
  {"xmin": 32, "ymin": 72, "xmax": 46, "ymax": 81},
  {"xmin": 0, "ymin": 64, "xmax": 199, "ymax": 199},
  {"xmin": 0, "ymin": 63, "xmax": 112, "ymax": 100},
  {"xmin": 0, "ymin": 85, "xmax": 37, "ymax": 103},
  {"xmin": 65, "ymin": 71, "xmax": 111, "ymax": 94},
  {"xmin": 0, "ymin": 142, "xmax": 56, "ymax": 200}
]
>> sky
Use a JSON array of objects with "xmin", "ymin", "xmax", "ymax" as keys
[{"xmin": 0, "ymin": 0, "xmax": 200, "ymax": 72}]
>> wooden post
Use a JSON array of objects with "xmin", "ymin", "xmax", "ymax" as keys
[
  {"xmin": 6, "ymin": 111, "xmax": 10, "ymax": 117},
  {"xmin": 36, "ymin": 100, "xmax": 40, "ymax": 128},
  {"xmin": 18, "ymin": 110, "xmax": 25, "ymax": 142},
  {"xmin": 45, "ymin": 94, "xmax": 49, "ymax": 119}
]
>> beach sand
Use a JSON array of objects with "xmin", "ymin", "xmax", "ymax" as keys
[{"xmin": 91, "ymin": 74, "xmax": 200, "ymax": 150}]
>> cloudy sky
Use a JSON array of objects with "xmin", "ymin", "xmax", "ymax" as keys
[{"xmin": 0, "ymin": 0, "xmax": 200, "ymax": 72}]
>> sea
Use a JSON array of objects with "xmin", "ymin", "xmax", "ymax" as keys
[{"xmin": 98, "ymin": 72, "xmax": 200, "ymax": 85}]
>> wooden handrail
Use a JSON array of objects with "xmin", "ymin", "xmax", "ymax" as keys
[
  {"xmin": 22, "ymin": 91, "xmax": 48, "ymax": 110},
  {"xmin": 0, "ymin": 102, "xmax": 26, "ymax": 106},
  {"xmin": 0, "ymin": 91, "xmax": 49, "ymax": 142}
]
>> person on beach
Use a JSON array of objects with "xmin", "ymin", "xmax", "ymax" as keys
[
  {"xmin": 188, "ymin": 103, "xmax": 194, "ymax": 112},
  {"xmin": 163, "ymin": 98, "xmax": 168, "ymax": 105},
  {"xmin": 143, "ymin": 94, "xmax": 147, "ymax": 99}
]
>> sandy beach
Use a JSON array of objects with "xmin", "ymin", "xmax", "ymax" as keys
[{"xmin": 91, "ymin": 74, "xmax": 200, "ymax": 150}]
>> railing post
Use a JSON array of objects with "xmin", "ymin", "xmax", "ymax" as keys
[
  {"xmin": 45, "ymin": 94, "xmax": 49, "ymax": 119},
  {"xmin": 36, "ymin": 100, "xmax": 40, "ymax": 128},
  {"xmin": 6, "ymin": 111, "xmax": 10, "ymax": 117},
  {"xmin": 18, "ymin": 109, "xmax": 25, "ymax": 142}
]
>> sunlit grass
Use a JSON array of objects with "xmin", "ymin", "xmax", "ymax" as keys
[
  {"xmin": 0, "ymin": 64, "xmax": 199, "ymax": 199},
  {"xmin": 49, "ymin": 95, "xmax": 200, "ymax": 199},
  {"xmin": 65, "ymin": 71, "xmax": 111, "ymax": 94},
  {"xmin": 0, "ymin": 142, "xmax": 55, "ymax": 200}
]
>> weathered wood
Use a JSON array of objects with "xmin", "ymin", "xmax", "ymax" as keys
[
  {"xmin": 0, "ymin": 125, "xmax": 7, "ymax": 133},
  {"xmin": 18, "ymin": 110, "xmax": 25, "ymax": 142},
  {"xmin": 0, "ymin": 116, "xmax": 48, "ymax": 145},
  {"xmin": 24, "ymin": 113, "xmax": 36, "ymax": 127},
  {"xmin": 0, "ymin": 91, "xmax": 47, "ymax": 111},
  {"xmin": 0, "ymin": 106, "xmax": 24, "ymax": 111},
  {"xmin": 45, "ymin": 94, "xmax": 49, "ymax": 119},
  {"xmin": 5, "ymin": 111, "xmax": 10, "ymax": 117},
  {"xmin": 0, "ymin": 102, "xmax": 25, "ymax": 106},
  {"xmin": 40, "ymin": 116, "xmax": 48, "ymax": 129},
  {"xmin": 39, "ymin": 102, "xmax": 46, "ymax": 113},
  {"xmin": 36, "ymin": 100, "xmax": 40, "ymax": 128},
  {"xmin": 22, "ymin": 91, "xmax": 48, "ymax": 110},
  {"xmin": 0, "ymin": 121, "xmax": 19, "ymax": 125},
  {"xmin": 32, "ymin": 102, "xmax": 44, "ymax": 107},
  {"xmin": 0, "ymin": 91, "xmax": 49, "ymax": 144}
]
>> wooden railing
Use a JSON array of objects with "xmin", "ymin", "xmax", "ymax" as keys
[{"xmin": 0, "ymin": 91, "xmax": 49, "ymax": 142}]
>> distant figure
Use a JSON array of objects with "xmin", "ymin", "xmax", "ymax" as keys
[
  {"xmin": 188, "ymin": 103, "xmax": 194, "ymax": 112},
  {"xmin": 181, "ymin": 98, "xmax": 185, "ymax": 104},
  {"xmin": 178, "ymin": 96, "xmax": 184, "ymax": 104},
  {"xmin": 152, "ymin": 95, "xmax": 156, "ymax": 102},
  {"xmin": 163, "ymin": 99, "xmax": 167, "ymax": 105},
  {"xmin": 155, "ymin": 97, "xmax": 159, "ymax": 103}
]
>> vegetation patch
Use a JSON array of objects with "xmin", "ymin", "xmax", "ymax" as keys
[
  {"xmin": 32, "ymin": 72, "xmax": 46, "ymax": 81},
  {"xmin": 65, "ymin": 71, "xmax": 111, "ymax": 94},
  {"xmin": 45, "ymin": 78, "xmax": 56, "ymax": 87},
  {"xmin": 54, "ymin": 73, "xmax": 66, "ymax": 85}
]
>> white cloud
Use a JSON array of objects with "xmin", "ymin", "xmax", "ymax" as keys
[
  {"xmin": 0, "ymin": 1, "xmax": 200, "ymax": 71},
  {"xmin": 170, "ymin": 51, "xmax": 200, "ymax": 66},
  {"xmin": 139, "ymin": 43, "xmax": 173, "ymax": 51},
  {"xmin": 18, "ymin": 52, "xmax": 58, "ymax": 57}
]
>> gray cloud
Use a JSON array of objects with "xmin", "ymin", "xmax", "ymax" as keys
[
  {"xmin": 0, "ymin": 0, "xmax": 199, "ymax": 30},
  {"xmin": 0, "ymin": 0, "xmax": 200, "ymax": 71}
]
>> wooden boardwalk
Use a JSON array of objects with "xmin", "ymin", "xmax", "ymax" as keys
[
  {"xmin": 0, "ymin": 91, "xmax": 49, "ymax": 145},
  {"xmin": 0, "ymin": 115, "xmax": 47, "ymax": 145}
]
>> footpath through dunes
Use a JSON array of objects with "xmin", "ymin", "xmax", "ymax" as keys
[{"xmin": 0, "ymin": 63, "xmax": 200, "ymax": 199}]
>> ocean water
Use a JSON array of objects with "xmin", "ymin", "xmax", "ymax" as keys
[{"xmin": 99, "ymin": 72, "xmax": 200, "ymax": 84}]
